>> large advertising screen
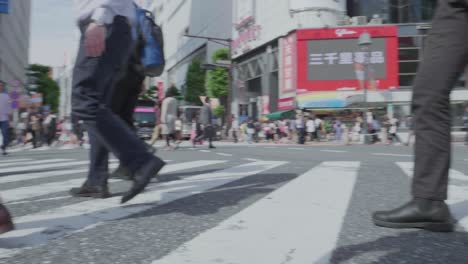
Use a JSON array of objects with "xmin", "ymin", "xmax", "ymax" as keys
[
  {"xmin": 296, "ymin": 26, "xmax": 399, "ymax": 92},
  {"xmin": 0, "ymin": 0, "xmax": 9, "ymax": 14}
]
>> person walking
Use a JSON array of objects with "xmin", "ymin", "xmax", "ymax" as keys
[
  {"xmin": 373, "ymin": 0, "xmax": 468, "ymax": 232},
  {"xmin": 195, "ymin": 97, "xmax": 215, "ymax": 148},
  {"xmin": 306, "ymin": 117, "xmax": 316, "ymax": 142},
  {"xmin": 69, "ymin": 0, "xmax": 165, "ymax": 204},
  {"xmin": 231, "ymin": 115, "xmax": 239, "ymax": 143},
  {"xmin": 464, "ymin": 107, "xmax": 468, "ymax": 146},
  {"xmin": 160, "ymin": 90, "xmax": 178, "ymax": 150},
  {"xmin": 0, "ymin": 81, "xmax": 11, "ymax": 156},
  {"xmin": 295, "ymin": 114, "xmax": 305, "ymax": 145}
]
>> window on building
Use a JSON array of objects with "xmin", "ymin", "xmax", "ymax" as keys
[{"xmin": 389, "ymin": 0, "xmax": 437, "ymax": 23}]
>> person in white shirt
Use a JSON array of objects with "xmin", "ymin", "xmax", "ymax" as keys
[
  {"xmin": 0, "ymin": 81, "xmax": 11, "ymax": 155},
  {"xmin": 306, "ymin": 117, "xmax": 316, "ymax": 142},
  {"xmin": 314, "ymin": 117, "xmax": 322, "ymax": 141},
  {"xmin": 70, "ymin": 0, "xmax": 165, "ymax": 204}
]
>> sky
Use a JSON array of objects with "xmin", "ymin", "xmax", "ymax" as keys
[{"xmin": 29, "ymin": 0, "xmax": 77, "ymax": 67}]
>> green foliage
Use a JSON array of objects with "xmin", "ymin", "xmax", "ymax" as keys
[
  {"xmin": 214, "ymin": 105, "xmax": 225, "ymax": 118},
  {"xmin": 28, "ymin": 64, "xmax": 60, "ymax": 112},
  {"xmin": 207, "ymin": 49, "xmax": 229, "ymax": 99},
  {"xmin": 140, "ymin": 85, "xmax": 157, "ymax": 101},
  {"xmin": 184, "ymin": 59, "xmax": 206, "ymax": 105}
]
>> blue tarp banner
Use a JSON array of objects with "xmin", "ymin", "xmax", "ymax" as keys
[{"xmin": 0, "ymin": 0, "xmax": 9, "ymax": 14}]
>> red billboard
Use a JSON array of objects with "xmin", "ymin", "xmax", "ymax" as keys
[{"xmin": 296, "ymin": 26, "xmax": 399, "ymax": 92}]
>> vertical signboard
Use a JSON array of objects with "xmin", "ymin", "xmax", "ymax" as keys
[
  {"xmin": 0, "ymin": 0, "xmax": 9, "ymax": 14},
  {"xmin": 278, "ymin": 32, "xmax": 297, "ymax": 111}
]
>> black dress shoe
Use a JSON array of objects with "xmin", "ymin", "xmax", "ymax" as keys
[
  {"xmin": 372, "ymin": 198, "xmax": 455, "ymax": 232},
  {"xmin": 110, "ymin": 166, "xmax": 132, "ymax": 181},
  {"xmin": 209, "ymin": 145, "xmax": 216, "ymax": 149},
  {"xmin": 70, "ymin": 184, "xmax": 111, "ymax": 199},
  {"xmin": 0, "ymin": 203, "xmax": 14, "ymax": 234},
  {"xmin": 121, "ymin": 158, "xmax": 166, "ymax": 204}
]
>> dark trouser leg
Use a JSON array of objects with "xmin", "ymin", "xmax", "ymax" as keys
[
  {"xmin": 0, "ymin": 121, "xmax": 8, "ymax": 151},
  {"xmin": 87, "ymin": 134, "xmax": 109, "ymax": 187},
  {"xmin": 72, "ymin": 17, "xmax": 159, "ymax": 177},
  {"xmin": 412, "ymin": 1, "xmax": 468, "ymax": 201}
]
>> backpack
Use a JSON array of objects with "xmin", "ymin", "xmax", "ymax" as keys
[{"xmin": 134, "ymin": 6, "xmax": 165, "ymax": 77}]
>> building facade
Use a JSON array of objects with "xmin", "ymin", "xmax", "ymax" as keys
[
  {"xmin": 231, "ymin": 0, "xmax": 346, "ymax": 121},
  {"xmin": 0, "ymin": 0, "xmax": 31, "ymax": 89},
  {"xmin": 147, "ymin": 0, "xmax": 233, "ymax": 99}
]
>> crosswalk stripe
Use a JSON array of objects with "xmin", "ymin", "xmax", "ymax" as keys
[
  {"xmin": 0, "ymin": 159, "xmax": 73, "ymax": 168},
  {"xmin": 397, "ymin": 162, "xmax": 468, "ymax": 182},
  {"xmin": 152, "ymin": 161, "xmax": 359, "ymax": 264},
  {"xmin": 1, "ymin": 163, "xmax": 119, "ymax": 204},
  {"xmin": 1, "ymin": 160, "xmax": 225, "ymax": 204},
  {"xmin": 0, "ymin": 159, "xmax": 33, "ymax": 163},
  {"xmin": 0, "ymin": 160, "xmax": 283, "ymax": 255},
  {"xmin": 0, "ymin": 161, "xmax": 119, "ymax": 184},
  {"xmin": 0, "ymin": 161, "xmax": 90, "ymax": 174},
  {"xmin": 373, "ymin": 153, "xmax": 412, "ymax": 157},
  {"xmin": 396, "ymin": 162, "xmax": 468, "ymax": 231}
]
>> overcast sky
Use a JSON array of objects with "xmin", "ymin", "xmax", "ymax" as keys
[{"xmin": 29, "ymin": 0, "xmax": 77, "ymax": 67}]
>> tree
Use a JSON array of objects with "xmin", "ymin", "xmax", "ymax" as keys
[
  {"xmin": 213, "ymin": 105, "xmax": 225, "ymax": 118},
  {"xmin": 184, "ymin": 59, "xmax": 206, "ymax": 105},
  {"xmin": 139, "ymin": 85, "xmax": 157, "ymax": 101},
  {"xmin": 206, "ymin": 49, "xmax": 229, "ymax": 99},
  {"xmin": 27, "ymin": 64, "xmax": 60, "ymax": 112}
]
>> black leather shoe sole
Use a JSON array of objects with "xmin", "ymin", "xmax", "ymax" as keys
[
  {"xmin": 373, "ymin": 218, "xmax": 454, "ymax": 232},
  {"xmin": 121, "ymin": 160, "xmax": 165, "ymax": 204},
  {"xmin": 69, "ymin": 188, "xmax": 111, "ymax": 199}
]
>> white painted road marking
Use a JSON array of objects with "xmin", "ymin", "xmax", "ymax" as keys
[
  {"xmin": 320, "ymin": 149, "xmax": 348, "ymax": 153},
  {"xmin": 199, "ymin": 150, "xmax": 211, "ymax": 153},
  {"xmin": 0, "ymin": 159, "xmax": 73, "ymax": 168},
  {"xmin": 0, "ymin": 160, "xmax": 90, "ymax": 174},
  {"xmin": 216, "ymin": 152, "xmax": 233, "ymax": 157},
  {"xmin": 288, "ymin": 147, "xmax": 305, "ymax": 150},
  {"xmin": 0, "ymin": 159, "xmax": 33, "ymax": 164},
  {"xmin": 373, "ymin": 153, "xmax": 412, "ymax": 157},
  {"xmin": 0, "ymin": 160, "xmax": 284, "ymax": 256},
  {"xmin": 153, "ymin": 162, "xmax": 360, "ymax": 264}
]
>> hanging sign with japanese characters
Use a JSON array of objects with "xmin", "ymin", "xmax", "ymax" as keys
[{"xmin": 296, "ymin": 26, "xmax": 399, "ymax": 92}]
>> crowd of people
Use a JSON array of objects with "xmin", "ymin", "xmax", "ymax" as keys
[{"xmin": 230, "ymin": 112, "xmax": 405, "ymax": 146}]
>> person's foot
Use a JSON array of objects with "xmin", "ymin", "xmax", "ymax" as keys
[
  {"xmin": 0, "ymin": 203, "xmax": 14, "ymax": 234},
  {"xmin": 110, "ymin": 166, "xmax": 132, "ymax": 181},
  {"xmin": 2, "ymin": 151, "xmax": 7, "ymax": 156},
  {"xmin": 121, "ymin": 158, "xmax": 166, "ymax": 204},
  {"xmin": 372, "ymin": 198, "xmax": 455, "ymax": 232},
  {"xmin": 70, "ymin": 184, "xmax": 111, "ymax": 199}
]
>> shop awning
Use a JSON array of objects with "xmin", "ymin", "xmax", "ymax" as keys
[{"xmin": 266, "ymin": 110, "xmax": 295, "ymax": 120}]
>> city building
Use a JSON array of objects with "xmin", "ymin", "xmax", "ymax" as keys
[
  {"xmin": 147, "ymin": 0, "xmax": 233, "ymax": 100},
  {"xmin": 231, "ymin": 0, "xmax": 346, "ymax": 121},
  {"xmin": 0, "ymin": 0, "xmax": 31, "ymax": 90}
]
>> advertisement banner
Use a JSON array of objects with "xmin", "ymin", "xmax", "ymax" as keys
[
  {"xmin": 296, "ymin": 26, "xmax": 399, "ymax": 93},
  {"xmin": 278, "ymin": 32, "xmax": 297, "ymax": 110},
  {"xmin": 0, "ymin": 0, "xmax": 9, "ymax": 14},
  {"xmin": 261, "ymin": 95, "xmax": 270, "ymax": 115}
]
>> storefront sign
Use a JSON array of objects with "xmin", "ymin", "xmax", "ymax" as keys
[
  {"xmin": 278, "ymin": 32, "xmax": 297, "ymax": 111},
  {"xmin": 261, "ymin": 95, "xmax": 270, "ymax": 115},
  {"xmin": 278, "ymin": 97, "xmax": 295, "ymax": 111},
  {"xmin": 296, "ymin": 26, "xmax": 399, "ymax": 92}
]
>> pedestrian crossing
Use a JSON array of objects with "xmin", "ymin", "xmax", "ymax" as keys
[{"xmin": 1, "ymin": 157, "xmax": 468, "ymax": 263}]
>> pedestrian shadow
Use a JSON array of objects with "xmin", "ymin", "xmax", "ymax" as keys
[
  {"xmin": 327, "ymin": 230, "xmax": 468, "ymax": 264},
  {"xmin": 122, "ymin": 172, "xmax": 298, "ymax": 218}
]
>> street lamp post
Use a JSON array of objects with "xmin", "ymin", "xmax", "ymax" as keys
[{"xmin": 358, "ymin": 32, "xmax": 372, "ymax": 144}]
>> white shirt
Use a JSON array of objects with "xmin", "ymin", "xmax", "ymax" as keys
[
  {"xmin": 295, "ymin": 119, "xmax": 304, "ymax": 128},
  {"xmin": 0, "ymin": 93, "xmax": 11, "ymax": 122},
  {"xmin": 315, "ymin": 118, "xmax": 322, "ymax": 128},
  {"xmin": 74, "ymin": 0, "xmax": 136, "ymax": 25},
  {"xmin": 306, "ymin": 120, "xmax": 316, "ymax": 133}
]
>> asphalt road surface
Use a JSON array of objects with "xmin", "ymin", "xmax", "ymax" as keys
[{"xmin": 1, "ymin": 142, "xmax": 468, "ymax": 264}]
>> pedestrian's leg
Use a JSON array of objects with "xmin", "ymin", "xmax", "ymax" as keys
[
  {"xmin": 0, "ymin": 122, "xmax": 7, "ymax": 153},
  {"xmin": 72, "ymin": 18, "xmax": 165, "ymax": 204}
]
